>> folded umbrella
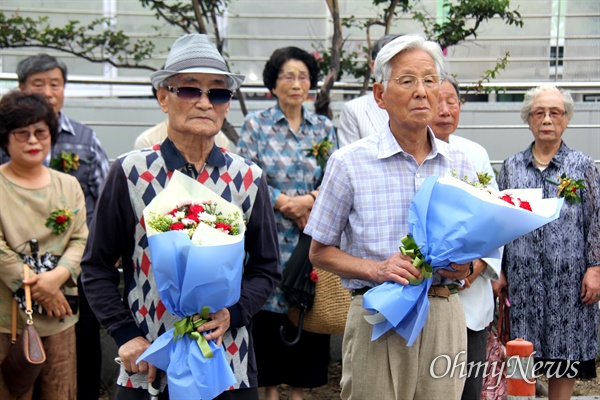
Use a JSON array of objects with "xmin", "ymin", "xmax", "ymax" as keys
[{"xmin": 279, "ymin": 232, "xmax": 316, "ymax": 346}]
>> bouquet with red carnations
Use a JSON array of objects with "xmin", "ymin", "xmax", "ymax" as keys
[
  {"xmin": 362, "ymin": 176, "xmax": 564, "ymax": 346},
  {"xmin": 138, "ymin": 171, "xmax": 245, "ymax": 399},
  {"xmin": 146, "ymin": 199, "xmax": 240, "ymax": 244}
]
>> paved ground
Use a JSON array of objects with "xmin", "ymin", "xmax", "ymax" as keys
[{"xmin": 100, "ymin": 332, "xmax": 600, "ymax": 399}]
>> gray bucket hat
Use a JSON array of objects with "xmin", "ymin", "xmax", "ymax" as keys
[{"xmin": 150, "ymin": 34, "xmax": 244, "ymax": 90}]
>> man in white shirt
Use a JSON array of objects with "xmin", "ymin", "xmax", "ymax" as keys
[
  {"xmin": 431, "ymin": 73, "xmax": 501, "ymax": 400},
  {"xmin": 337, "ymin": 34, "xmax": 400, "ymax": 147}
]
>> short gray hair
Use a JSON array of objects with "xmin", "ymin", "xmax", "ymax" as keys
[
  {"xmin": 16, "ymin": 54, "xmax": 68, "ymax": 84},
  {"xmin": 441, "ymin": 73, "xmax": 460, "ymax": 98},
  {"xmin": 520, "ymin": 84, "xmax": 574, "ymax": 123},
  {"xmin": 374, "ymin": 34, "xmax": 445, "ymax": 89},
  {"xmin": 371, "ymin": 34, "xmax": 402, "ymax": 60}
]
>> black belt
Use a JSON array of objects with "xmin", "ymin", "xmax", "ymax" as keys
[{"xmin": 350, "ymin": 287, "xmax": 371, "ymax": 297}]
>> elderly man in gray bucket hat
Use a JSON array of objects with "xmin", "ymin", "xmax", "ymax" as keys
[{"xmin": 81, "ymin": 34, "xmax": 281, "ymax": 400}]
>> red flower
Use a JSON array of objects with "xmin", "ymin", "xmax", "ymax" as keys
[
  {"xmin": 186, "ymin": 213, "xmax": 199, "ymax": 223},
  {"xmin": 500, "ymin": 194, "xmax": 514, "ymax": 205},
  {"xmin": 519, "ymin": 200, "xmax": 532, "ymax": 211},
  {"xmin": 215, "ymin": 222, "xmax": 231, "ymax": 233},
  {"xmin": 188, "ymin": 204, "xmax": 204, "ymax": 215},
  {"xmin": 309, "ymin": 270, "xmax": 319, "ymax": 283},
  {"xmin": 168, "ymin": 208, "xmax": 179, "ymax": 216},
  {"xmin": 170, "ymin": 222, "xmax": 185, "ymax": 230},
  {"xmin": 46, "ymin": 207, "xmax": 75, "ymax": 234}
]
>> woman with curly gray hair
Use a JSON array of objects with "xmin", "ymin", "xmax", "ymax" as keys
[{"xmin": 495, "ymin": 84, "xmax": 600, "ymax": 400}]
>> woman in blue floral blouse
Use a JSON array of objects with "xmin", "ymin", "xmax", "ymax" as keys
[
  {"xmin": 495, "ymin": 84, "xmax": 600, "ymax": 400},
  {"xmin": 237, "ymin": 47, "xmax": 337, "ymax": 400}
]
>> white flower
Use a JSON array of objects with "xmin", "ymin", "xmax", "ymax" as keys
[
  {"xmin": 199, "ymin": 213, "xmax": 217, "ymax": 223},
  {"xmin": 182, "ymin": 217, "xmax": 197, "ymax": 226}
]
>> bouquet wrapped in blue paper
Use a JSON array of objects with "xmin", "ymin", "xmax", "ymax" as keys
[
  {"xmin": 362, "ymin": 175, "xmax": 564, "ymax": 346},
  {"xmin": 137, "ymin": 171, "xmax": 245, "ymax": 399}
]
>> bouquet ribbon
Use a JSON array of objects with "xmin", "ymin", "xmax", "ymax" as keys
[
  {"xmin": 174, "ymin": 306, "xmax": 213, "ymax": 359},
  {"xmin": 399, "ymin": 235, "xmax": 432, "ymax": 286}
]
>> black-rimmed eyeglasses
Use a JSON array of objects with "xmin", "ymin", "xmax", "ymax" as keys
[{"xmin": 165, "ymin": 86, "xmax": 233, "ymax": 105}]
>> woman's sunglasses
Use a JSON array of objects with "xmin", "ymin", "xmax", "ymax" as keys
[{"xmin": 166, "ymin": 86, "xmax": 233, "ymax": 105}]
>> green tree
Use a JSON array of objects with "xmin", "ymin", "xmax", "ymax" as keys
[
  {"xmin": 0, "ymin": 13, "xmax": 156, "ymax": 70},
  {"xmin": 0, "ymin": 0, "xmax": 230, "ymax": 66},
  {"xmin": 315, "ymin": 0, "xmax": 523, "ymax": 100},
  {"xmin": 0, "ymin": 0, "xmax": 523, "ymax": 117},
  {"xmin": 0, "ymin": 0, "xmax": 250, "ymax": 118}
]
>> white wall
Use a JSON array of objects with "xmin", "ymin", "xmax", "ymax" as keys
[{"xmin": 61, "ymin": 97, "xmax": 600, "ymax": 165}]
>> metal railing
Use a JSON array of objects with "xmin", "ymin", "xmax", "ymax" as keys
[
  {"xmin": 2, "ymin": 72, "xmax": 600, "ymax": 92},
  {"xmin": 1, "ymin": 74, "xmax": 598, "ymax": 166}
]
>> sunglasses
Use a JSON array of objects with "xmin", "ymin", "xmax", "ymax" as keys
[{"xmin": 165, "ymin": 86, "xmax": 233, "ymax": 105}]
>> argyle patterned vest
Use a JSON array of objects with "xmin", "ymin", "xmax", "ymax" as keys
[{"xmin": 116, "ymin": 147, "xmax": 263, "ymax": 390}]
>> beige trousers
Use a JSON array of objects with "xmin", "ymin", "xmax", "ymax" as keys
[
  {"xmin": 0, "ymin": 325, "xmax": 77, "ymax": 400},
  {"xmin": 340, "ymin": 294, "xmax": 467, "ymax": 400}
]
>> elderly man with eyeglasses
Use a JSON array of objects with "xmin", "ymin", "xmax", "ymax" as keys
[
  {"xmin": 304, "ymin": 34, "xmax": 478, "ymax": 399},
  {"xmin": 80, "ymin": 34, "xmax": 281, "ymax": 400}
]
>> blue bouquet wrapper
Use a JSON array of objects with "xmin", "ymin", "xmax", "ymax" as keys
[
  {"xmin": 363, "ymin": 176, "xmax": 564, "ymax": 346},
  {"xmin": 138, "ymin": 228, "xmax": 244, "ymax": 398},
  {"xmin": 140, "ymin": 326, "xmax": 234, "ymax": 399}
]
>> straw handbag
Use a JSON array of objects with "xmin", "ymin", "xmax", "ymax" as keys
[{"xmin": 288, "ymin": 267, "xmax": 351, "ymax": 335}]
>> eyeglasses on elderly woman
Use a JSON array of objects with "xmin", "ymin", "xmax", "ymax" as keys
[
  {"xmin": 529, "ymin": 108, "xmax": 566, "ymax": 121},
  {"xmin": 277, "ymin": 72, "xmax": 311, "ymax": 84},
  {"xmin": 165, "ymin": 86, "xmax": 233, "ymax": 105},
  {"xmin": 11, "ymin": 126, "xmax": 51, "ymax": 143}
]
